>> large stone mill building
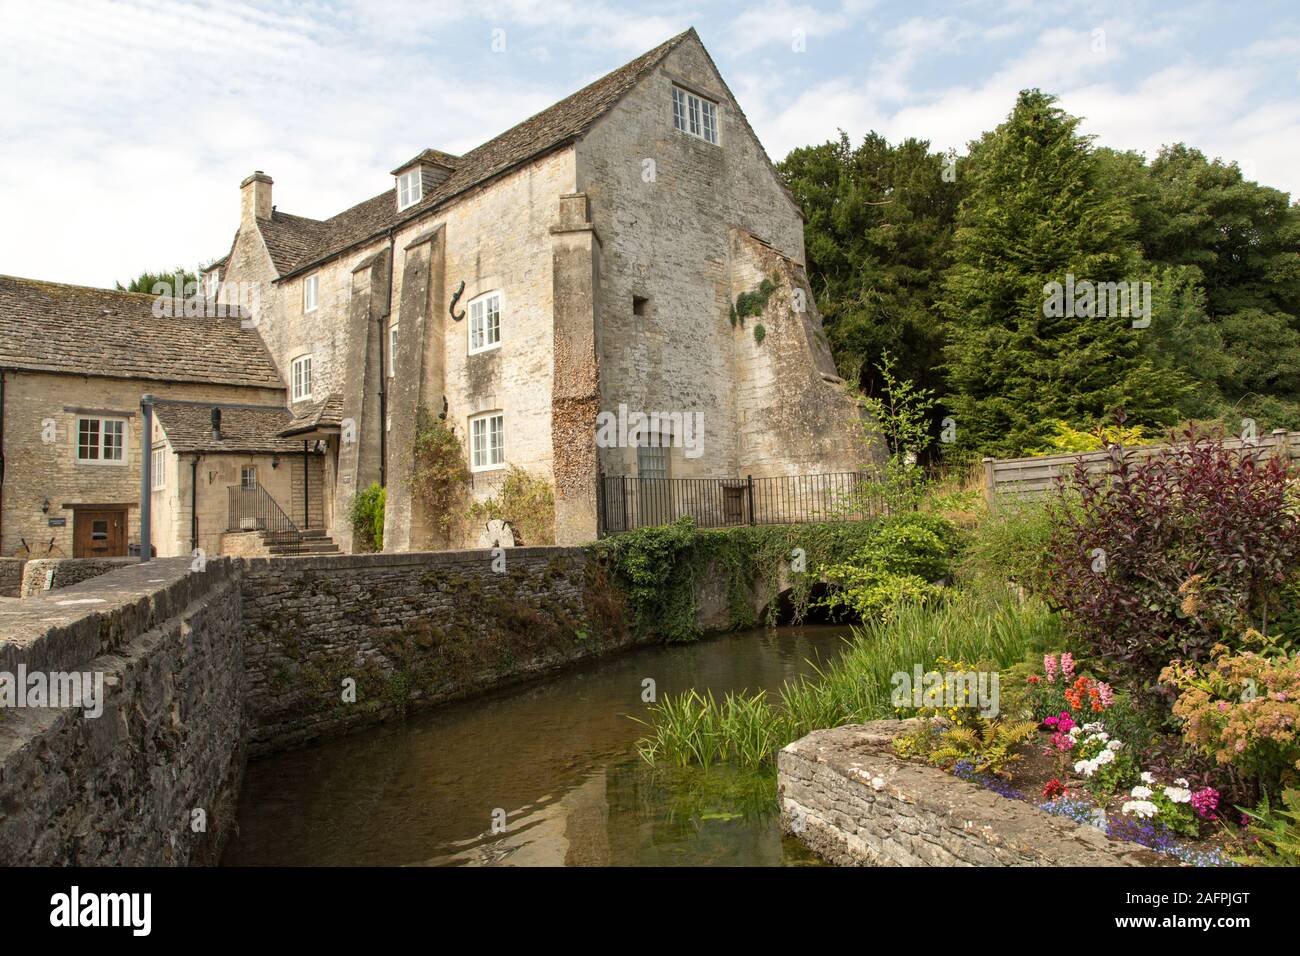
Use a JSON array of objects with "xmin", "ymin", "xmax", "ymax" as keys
[{"xmin": 0, "ymin": 28, "xmax": 866, "ymax": 561}]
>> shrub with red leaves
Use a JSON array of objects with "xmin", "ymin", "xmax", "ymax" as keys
[{"xmin": 1041, "ymin": 425, "xmax": 1300, "ymax": 695}]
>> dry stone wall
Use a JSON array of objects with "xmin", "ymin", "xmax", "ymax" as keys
[
  {"xmin": 0, "ymin": 558, "xmax": 245, "ymax": 865},
  {"xmin": 779, "ymin": 720, "xmax": 1169, "ymax": 867},
  {"xmin": 238, "ymin": 547, "xmax": 635, "ymax": 754}
]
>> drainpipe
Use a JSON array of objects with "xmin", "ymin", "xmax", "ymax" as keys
[
  {"xmin": 0, "ymin": 369, "xmax": 6, "ymax": 552},
  {"xmin": 378, "ymin": 230, "xmax": 395, "ymax": 487},
  {"xmin": 139, "ymin": 394, "xmax": 154, "ymax": 562},
  {"xmin": 303, "ymin": 440, "xmax": 309, "ymax": 528},
  {"xmin": 190, "ymin": 454, "xmax": 199, "ymax": 552}
]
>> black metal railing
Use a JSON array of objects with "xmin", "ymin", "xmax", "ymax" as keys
[
  {"xmin": 226, "ymin": 485, "xmax": 303, "ymax": 554},
  {"xmin": 597, "ymin": 472, "xmax": 885, "ymax": 534}
]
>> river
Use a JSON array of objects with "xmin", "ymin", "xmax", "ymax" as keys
[{"xmin": 222, "ymin": 623, "xmax": 852, "ymax": 866}]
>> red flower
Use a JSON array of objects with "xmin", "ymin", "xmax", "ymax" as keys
[{"xmin": 1042, "ymin": 779, "xmax": 1066, "ymax": 799}]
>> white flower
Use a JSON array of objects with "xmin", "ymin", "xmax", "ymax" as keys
[
  {"xmin": 1107, "ymin": 740, "xmax": 1123, "ymax": 751},
  {"xmin": 1140, "ymin": 771, "xmax": 1156, "ymax": 784},
  {"xmin": 1074, "ymin": 759, "xmax": 1092, "ymax": 776},
  {"xmin": 1095, "ymin": 748, "xmax": 1115, "ymax": 766},
  {"xmin": 1131, "ymin": 786, "xmax": 1153, "ymax": 799},
  {"xmin": 1096, "ymin": 732, "xmax": 1110, "ymax": 742},
  {"xmin": 1084, "ymin": 722, "xmax": 1105, "ymax": 732},
  {"xmin": 1123, "ymin": 800, "xmax": 1159, "ymax": 819},
  {"xmin": 1175, "ymin": 778, "xmax": 1189, "ymax": 788},
  {"xmin": 1164, "ymin": 786, "xmax": 1192, "ymax": 804}
]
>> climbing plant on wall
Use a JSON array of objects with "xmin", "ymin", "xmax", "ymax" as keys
[
  {"xmin": 588, "ymin": 517, "xmax": 880, "ymax": 642},
  {"xmin": 410, "ymin": 406, "xmax": 471, "ymax": 538}
]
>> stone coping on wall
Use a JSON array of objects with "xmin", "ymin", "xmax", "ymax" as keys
[
  {"xmin": 239, "ymin": 544, "xmax": 587, "ymax": 574},
  {"xmin": 0, "ymin": 557, "xmax": 235, "ymax": 675},
  {"xmin": 778, "ymin": 720, "xmax": 1170, "ymax": 867},
  {"xmin": 19, "ymin": 556, "xmax": 136, "ymax": 598}
]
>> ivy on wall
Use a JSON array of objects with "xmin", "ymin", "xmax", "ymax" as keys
[
  {"xmin": 729, "ymin": 274, "xmax": 780, "ymax": 329},
  {"xmin": 587, "ymin": 517, "xmax": 880, "ymax": 642}
]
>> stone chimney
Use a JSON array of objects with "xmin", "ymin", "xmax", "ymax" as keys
[{"xmin": 240, "ymin": 170, "xmax": 273, "ymax": 224}]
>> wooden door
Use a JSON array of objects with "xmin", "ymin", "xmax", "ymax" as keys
[{"xmin": 74, "ymin": 509, "xmax": 126, "ymax": 558}]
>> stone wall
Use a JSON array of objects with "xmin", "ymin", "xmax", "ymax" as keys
[
  {"xmin": 239, "ymin": 546, "xmax": 633, "ymax": 754},
  {"xmin": 0, "ymin": 368, "xmax": 283, "ymax": 557},
  {"xmin": 0, "ymin": 558, "xmax": 245, "ymax": 865},
  {"xmin": 0, "ymin": 558, "xmax": 23, "ymax": 597},
  {"xmin": 778, "ymin": 721, "xmax": 1169, "ymax": 867},
  {"xmin": 19, "ymin": 556, "xmax": 136, "ymax": 597}
]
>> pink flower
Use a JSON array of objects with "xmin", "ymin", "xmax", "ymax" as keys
[
  {"xmin": 1044, "ymin": 654, "xmax": 1058, "ymax": 682},
  {"xmin": 1060, "ymin": 653, "xmax": 1075, "ymax": 680},
  {"xmin": 1191, "ymin": 787, "xmax": 1220, "ymax": 818},
  {"xmin": 1098, "ymin": 682, "xmax": 1114, "ymax": 708}
]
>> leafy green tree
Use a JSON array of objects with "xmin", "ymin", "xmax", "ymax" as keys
[
  {"xmin": 115, "ymin": 267, "xmax": 199, "ymax": 296},
  {"xmin": 779, "ymin": 132, "xmax": 960, "ymax": 400},
  {"xmin": 939, "ymin": 90, "xmax": 1189, "ymax": 456}
]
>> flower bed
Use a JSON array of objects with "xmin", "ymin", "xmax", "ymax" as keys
[{"xmin": 889, "ymin": 652, "xmax": 1256, "ymax": 866}]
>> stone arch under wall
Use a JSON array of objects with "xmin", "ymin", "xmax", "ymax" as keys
[{"xmin": 694, "ymin": 559, "xmax": 838, "ymax": 631}]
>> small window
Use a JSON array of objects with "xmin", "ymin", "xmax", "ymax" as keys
[
  {"xmin": 152, "ymin": 447, "xmax": 166, "ymax": 491},
  {"xmin": 633, "ymin": 295, "xmax": 649, "ymax": 317},
  {"xmin": 638, "ymin": 430, "xmax": 670, "ymax": 480},
  {"xmin": 241, "ymin": 466, "xmax": 258, "ymax": 490},
  {"xmin": 672, "ymin": 86, "xmax": 719, "ymax": 145},
  {"xmin": 76, "ymin": 416, "xmax": 126, "ymax": 464},
  {"xmin": 303, "ymin": 274, "xmax": 319, "ymax": 313},
  {"xmin": 469, "ymin": 412, "xmax": 505, "ymax": 471},
  {"xmin": 389, "ymin": 324, "xmax": 398, "ymax": 377},
  {"xmin": 397, "ymin": 169, "xmax": 422, "ymax": 210},
  {"xmin": 468, "ymin": 292, "xmax": 502, "ymax": 354},
  {"xmin": 291, "ymin": 354, "xmax": 313, "ymax": 402},
  {"xmin": 205, "ymin": 271, "xmax": 219, "ymax": 299}
]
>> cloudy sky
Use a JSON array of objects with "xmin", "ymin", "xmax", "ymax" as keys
[{"xmin": 2, "ymin": 0, "xmax": 1297, "ymax": 288}]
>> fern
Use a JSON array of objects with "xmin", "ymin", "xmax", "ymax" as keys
[
  {"xmin": 927, "ymin": 717, "xmax": 1036, "ymax": 778},
  {"xmin": 1238, "ymin": 789, "xmax": 1300, "ymax": 866}
]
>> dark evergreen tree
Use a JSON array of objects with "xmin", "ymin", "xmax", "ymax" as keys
[{"xmin": 939, "ymin": 90, "xmax": 1189, "ymax": 456}]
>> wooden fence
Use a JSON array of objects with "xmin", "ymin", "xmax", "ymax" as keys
[{"xmin": 983, "ymin": 429, "xmax": 1300, "ymax": 502}]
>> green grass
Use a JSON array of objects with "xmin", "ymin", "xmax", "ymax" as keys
[{"xmin": 634, "ymin": 583, "xmax": 1061, "ymax": 771}]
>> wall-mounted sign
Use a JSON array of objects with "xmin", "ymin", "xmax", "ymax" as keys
[{"xmin": 47, "ymin": 517, "xmax": 67, "ymax": 527}]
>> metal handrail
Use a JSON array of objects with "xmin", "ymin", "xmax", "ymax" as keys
[{"xmin": 226, "ymin": 485, "xmax": 303, "ymax": 554}]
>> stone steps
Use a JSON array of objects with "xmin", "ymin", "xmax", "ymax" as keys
[{"xmin": 262, "ymin": 528, "xmax": 339, "ymax": 556}]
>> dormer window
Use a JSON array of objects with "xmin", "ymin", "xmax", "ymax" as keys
[
  {"xmin": 397, "ymin": 168, "xmax": 423, "ymax": 210},
  {"xmin": 672, "ymin": 86, "xmax": 719, "ymax": 145}
]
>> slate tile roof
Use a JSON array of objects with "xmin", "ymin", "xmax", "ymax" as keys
[
  {"xmin": 267, "ymin": 29, "xmax": 695, "ymax": 280},
  {"xmin": 280, "ymin": 392, "xmax": 344, "ymax": 437},
  {"xmin": 0, "ymin": 275, "xmax": 284, "ymax": 389},
  {"xmin": 152, "ymin": 399, "xmax": 305, "ymax": 454}
]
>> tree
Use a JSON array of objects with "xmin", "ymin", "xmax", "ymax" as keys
[
  {"xmin": 779, "ymin": 132, "xmax": 960, "ymax": 402},
  {"xmin": 115, "ymin": 267, "xmax": 199, "ymax": 296},
  {"xmin": 939, "ymin": 90, "xmax": 1189, "ymax": 456}
]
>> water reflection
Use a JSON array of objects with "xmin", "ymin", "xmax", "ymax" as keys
[{"xmin": 223, "ymin": 625, "xmax": 850, "ymax": 867}]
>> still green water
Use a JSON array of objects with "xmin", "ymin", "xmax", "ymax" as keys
[{"xmin": 222, "ymin": 624, "xmax": 852, "ymax": 866}]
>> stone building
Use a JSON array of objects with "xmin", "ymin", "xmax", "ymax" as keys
[
  {"xmin": 0, "ymin": 276, "xmax": 291, "ymax": 558},
  {"xmin": 210, "ymin": 27, "xmax": 868, "ymax": 549},
  {"xmin": 0, "ymin": 29, "xmax": 869, "ymax": 560}
]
